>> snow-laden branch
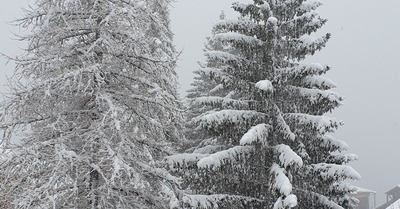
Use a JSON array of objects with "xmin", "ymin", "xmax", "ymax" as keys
[
  {"xmin": 274, "ymin": 144, "xmax": 303, "ymax": 168},
  {"xmin": 270, "ymin": 163, "xmax": 293, "ymax": 197},
  {"xmin": 197, "ymin": 146, "xmax": 253, "ymax": 169},
  {"xmin": 274, "ymin": 105, "xmax": 296, "ymax": 141},
  {"xmin": 182, "ymin": 194, "xmax": 263, "ymax": 209},
  {"xmin": 192, "ymin": 110, "xmax": 266, "ymax": 130},
  {"xmin": 255, "ymin": 80, "xmax": 274, "ymax": 93},
  {"xmin": 240, "ymin": 123, "xmax": 271, "ymax": 146},
  {"xmin": 309, "ymin": 163, "xmax": 362, "ymax": 181},
  {"xmin": 284, "ymin": 113, "xmax": 343, "ymax": 134},
  {"xmin": 302, "ymin": 75, "xmax": 337, "ymax": 90}
]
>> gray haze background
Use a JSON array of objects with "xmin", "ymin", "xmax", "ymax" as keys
[{"xmin": 1, "ymin": 0, "xmax": 399, "ymax": 205}]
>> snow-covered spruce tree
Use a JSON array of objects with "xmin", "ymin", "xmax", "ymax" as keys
[
  {"xmin": 167, "ymin": 1, "xmax": 360, "ymax": 208},
  {"xmin": 0, "ymin": 0, "xmax": 182, "ymax": 208}
]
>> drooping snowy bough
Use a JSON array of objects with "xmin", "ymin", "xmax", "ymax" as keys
[
  {"xmin": 168, "ymin": 0, "xmax": 360, "ymax": 208},
  {"xmin": 0, "ymin": 0, "xmax": 183, "ymax": 208}
]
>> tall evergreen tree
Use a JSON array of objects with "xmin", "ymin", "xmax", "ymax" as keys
[
  {"xmin": 0, "ymin": 0, "xmax": 182, "ymax": 208},
  {"xmin": 168, "ymin": 0, "xmax": 360, "ymax": 208}
]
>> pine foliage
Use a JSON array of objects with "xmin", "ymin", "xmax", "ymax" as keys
[
  {"xmin": 169, "ymin": 0, "xmax": 360, "ymax": 208},
  {"xmin": 0, "ymin": 0, "xmax": 182, "ymax": 208}
]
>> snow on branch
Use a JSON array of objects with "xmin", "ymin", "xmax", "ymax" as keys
[
  {"xmin": 192, "ymin": 110, "xmax": 265, "ymax": 130},
  {"xmin": 299, "ymin": 1, "xmax": 323, "ymax": 13},
  {"xmin": 137, "ymin": 162, "xmax": 181, "ymax": 185},
  {"xmin": 276, "ymin": 63, "xmax": 329, "ymax": 79},
  {"xmin": 197, "ymin": 67, "xmax": 234, "ymax": 84},
  {"xmin": 197, "ymin": 146, "xmax": 253, "ymax": 169},
  {"xmin": 214, "ymin": 19, "xmax": 257, "ymax": 30},
  {"xmin": 7, "ymin": 66, "xmax": 97, "ymax": 98},
  {"xmin": 330, "ymin": 182, "xmax": 358, "ymax": 195},
  {"xmin": 301, "ymin": 63, "xmax": 327, "ymax": 75},
  {"xmin": 191, "ymin": 96, "xmax": 250, "ymax": 108},
  {"xmin": 240, "ymin": 123, "xmax": 271, "ymax": 146},
  {"xmin": 280, "ymin": 10, "xmax": 325, "ymax": 36},
  {"xmin": 204, "ymin": 51, "xmax": 256, "ymax": 68},
  {"xmin": 161, "ymin": 184, "xmax": 180, "ymax": 209},
  {"xmin": 267, "ymin": 17, "xmax": 278, "ymax": 25},
  {"xmin": 165, "ymin": 153, "xmax": 209, "ymax": 170},
  {"xmin": 209, "ymin": 84, "xmax": 224, "ymax": 94},
  {"xmin": 270, "ymin": 163, "xmax": 293, "ymax": 197},
  {"xmin": 232, "ymin": 2, "xmax": 270, "ymax": 22},
  {"xmin": 273, "ymin": 195, "xmax": 298, "ymax": 209},
  {"xmin": 97, "ymin": 94, "xmax": 122, "ymax": 131},
  {"xmin": 302, "ymin": 75, "xmax": 337, "ymax": 90},
  {"xmin": 295, "ymin": 188, "xmax": 345, "ymax": 209},
  {"xmin": 193, "ymin": 145, "xmax": 224, "ymax": 154},
  {"xmin": 290, "ymin": 86, "xmax": 343, "ymax": 105},
  {"xmin": 284, "ymin": 113, "xmax": 343, "ymax": 134},
  {"xmin": 310, "ymin": 163, "xmax": 361, "ymax": 181},
  {"xmin": 274, "ymin": 105, "xmax": 296, "ymax": 141},
  {"xmin": 205, "ymin": 51, "xmax": 238, "ymax": 63},
  {"xmin": 255, "ymin": 80, "xmax": 274, "ymax": 93},
  {"xmin": 297, "ymin": 34, "xmax": 330, "ymax": 54},
  {"xmin": 274, "ymin": 144, "xmax": 303, "ymax": 168},
  {"xmin": 105, "ymin": 90, "xmax": 179, "ymax": 112},
  {"xmin": 213, "ymin": 19, "xmax": 263, "ymax": 38},
  {"xmin": 182, "ymin": 194, "xmax": 219, "ymax": 209},
  {"xmin": 182, "ymin": 194, "xmax": 262, "ymax": 209},
  {"xmin": 213, "ymin": 32, "xmax": 265, "ymax": 46},
  {"xmin": 319, "ymin": 135, "xmax": 349, "ymax": 151},
  {"xmin": 327, "ymin": 153, "xmax": 359, "ymax": 164},
  {"xmin": 110, "ymin": 155, "xmax": 133, "ymax": 182}
]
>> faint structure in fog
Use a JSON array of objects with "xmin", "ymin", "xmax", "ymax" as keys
[
  {"xmin": 376, "ymin": 185, "xmax": 400, "ymax": 209},
  {"xmin": 351, "ymin": 187, "xmax": 376, "ymax": 209}
]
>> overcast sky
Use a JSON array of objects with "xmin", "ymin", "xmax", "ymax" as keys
[{"xmin": 1, "ymin": 0, "xmax": 400, "ymax": 206}]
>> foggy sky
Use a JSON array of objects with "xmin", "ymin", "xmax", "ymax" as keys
[{"xmin": 1, "ymin": 0, "xmax": 400, "ymax": 206}]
